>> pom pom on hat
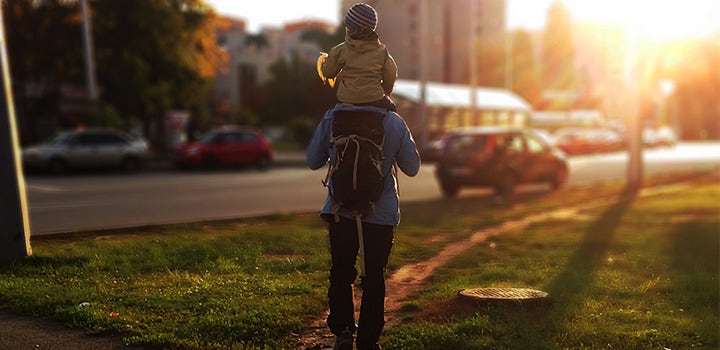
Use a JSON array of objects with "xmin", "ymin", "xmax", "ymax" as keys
[{"xmin": 344, "ymin": 3, "xmax": 378, "ymax": 31}]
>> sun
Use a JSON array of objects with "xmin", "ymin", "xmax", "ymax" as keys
[
  {"xmin": 629, "ymin": 0, "xmax": 720, "ymax": 41},
  {"xmin": 563, "ymin": 0, "xmax": 720, "ymax": 42}
]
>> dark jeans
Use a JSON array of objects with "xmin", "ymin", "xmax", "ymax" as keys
[{"xmin": 324, "ymin": 215, "xmax": 394, "ymax": 348}]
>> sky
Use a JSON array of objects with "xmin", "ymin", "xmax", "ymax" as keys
[{"xmin": 205, "ymin": 0, "xmax": 720, "ymax": 40}]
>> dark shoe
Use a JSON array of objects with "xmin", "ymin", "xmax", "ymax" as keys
[
  {"xmin": 356, "ymin": 341, "xmax": 381, "ymax": 350},
  {"xmin": 333, "ymin": 330, "xmax": 354, "ymax": 350}
]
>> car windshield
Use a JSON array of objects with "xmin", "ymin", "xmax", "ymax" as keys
[
  {"xmin": 51, "ymin": 132, "xmax": 74, "ymax": 146},
  {"xmin": 446, "ymin": 134, "xmax": 488, "ymax": 154},
  {"xmin": 200, "ymin": 132, "xmax": 220, "ymax": 143}
]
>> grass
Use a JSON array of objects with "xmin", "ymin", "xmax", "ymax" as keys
[
  {"xmin": 0, "ymin": 171, "xmax": 717, "ymax": 349},
  {"xmin": 383, "ymin": 175, "xmax": 719, "ymax": 349}
]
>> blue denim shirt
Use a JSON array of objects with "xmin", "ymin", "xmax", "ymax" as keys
[{"xmin": 306, "ymin": 104, "xmax": 421, "ymax": 226}]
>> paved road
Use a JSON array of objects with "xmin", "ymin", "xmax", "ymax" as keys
[{"xmin": 25, "ymin": 143, "xmax": 720, "ymax": 235}]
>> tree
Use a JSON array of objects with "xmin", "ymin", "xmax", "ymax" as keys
[
  {"xmin": 510, "ymin": 29, "xmax": 542, "ymax": 108},
  {"xmin": 92, "ymin": 0, "xmax": 227, "ymax": 148},
  {"xmin": 261, "ymin": 53, "xmax": 335, "ymax": 125},
  {"xmin": 669, "ymin": 39, "xmax": 720, "ymax": 140},
  {"xmin": 541, "ymin": 0, "xmax": 576, "ymax": 91},
  {"xmin": 301, "ymin": 25, "xmax": 345, "ymax": 52},
  {"xmin": 3, "ymin": 0, "xmax": 86, "ymax": 142},
  {"xmin": 2, "ymin": 0, "xmax": 227, "ymax": 148},
  {"xmin": 258, "ymin": 28, "xmax": 339, "ymax": 145}
]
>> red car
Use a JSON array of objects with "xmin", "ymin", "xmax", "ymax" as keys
[
  {"xmin": 435, "ymin": 127, "xmax": 569, "ymax": 198},
  {"xmin": 175, "ymin": 126, "xmax": 273, "ymax": 170}
]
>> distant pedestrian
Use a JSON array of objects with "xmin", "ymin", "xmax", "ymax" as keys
[
  {"xmin": 318, "ymin": 3, "xmax": 398, "ymax": 112},
  {"xmin": 306, "ymin": 101, "xmax": 420, "ymax": 350}
]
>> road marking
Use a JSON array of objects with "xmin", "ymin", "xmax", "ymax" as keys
[{"xmin": 26, "ymin": 184, "xmax": 65, "ymax": 192}]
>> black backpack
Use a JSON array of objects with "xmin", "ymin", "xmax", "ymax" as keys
[{"xmin": 324, "ymin": 109, "xmax": 386, "ymax": 216}]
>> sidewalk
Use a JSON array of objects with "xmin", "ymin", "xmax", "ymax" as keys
[{"xmin": 0, "ymin": 311, "xmax": 142, "ymax": 349}]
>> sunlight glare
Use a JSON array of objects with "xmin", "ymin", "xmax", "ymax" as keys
[{"xmin": 562, "ymin": 0, "xmax": 720, "ymax": 41}]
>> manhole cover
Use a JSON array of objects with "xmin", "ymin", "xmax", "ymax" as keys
[{"xmin": 458, "ymin": 287, "xmax": 551, "ymax": 305}]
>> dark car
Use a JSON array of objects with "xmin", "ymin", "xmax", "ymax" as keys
[
  {"xmin": 22, "ymin": 128, "xmax": 150, "ymax": 173},
  {"xmin": 175, "ymin": 126, "xmax": 273, "ymax": 170},
  {"xmin": 435, "ymin": 127, "xmax": 569, "ymax": 198}
]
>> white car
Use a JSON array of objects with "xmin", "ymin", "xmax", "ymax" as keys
[
  {"xmin": 22, "ymin": 128, "xmax": 150, "ymax": 173},
  {"xmin": 643, "ymin": 127, "xmax": 677, "ymax": 148}
]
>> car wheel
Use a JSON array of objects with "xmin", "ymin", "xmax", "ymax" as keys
[
  {"xmin": 494, "ymin": 174, "xmax": 515, "ymax": 198},
  {"xmin": 122, "ymin": 157, "xmax": 142, "ymax": 172},
  {"xmin": 551, "ymin": 165, "xmax": 569, "ymax": 190},
  {"xmin": 48, "ymin": 158, "xmax": 67, "ymax": 174},
  {"xmin": 440, "ymin": 180, "xmax": 460, "ymax": 198},
  {"xmin": 255, "ymin": 154, "xmax": 271, "ymax": 171},
  {"xmin": 203, "ymin": 155, "xmax": 218, "ymax": 169}
]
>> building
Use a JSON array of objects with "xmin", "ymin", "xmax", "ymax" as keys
[
  {"xmin": 392, "ymin": 79, "xmax": 532, "ymax": 142},
  {"xmin": 340, "ymin": 0, "xmax": 506, "ymax": 85},
  {"xmin": 214, "ymin": 17, "xmax": 334, "ymax": 116}
]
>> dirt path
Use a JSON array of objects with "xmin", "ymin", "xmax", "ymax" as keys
[
  {"xmin": 294, "ymin": 183, "xmax": 694, "ymax": 349},
  {"xmin": 294, "ymin": 206, "xmax": 596, "ymax": 349}
]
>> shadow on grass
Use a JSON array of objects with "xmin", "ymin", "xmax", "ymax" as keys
[
  {"xmin": 668, "ymin": 221, "xmax": 720, "ymax": 347},
  {"xmin": 0, "ymin": 255, "xmax": 88, "ymax": 273},
  {"xmin": 544, "ymin": 191, "xmax": 634, "ymax": 319},
  {"xmin": 402, "ymin": 187, "xmax": 552, "ymax": 228}
]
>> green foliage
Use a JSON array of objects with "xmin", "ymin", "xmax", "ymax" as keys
[
  {"xmin": 542, "ymin": 1, "xmax": 577, "ymax": 90},
  {"xmin": 300, "ymin": 26, "xmax": 346, "ymax": 52},
  {"xmin": 83, "ymin": 101, "xmax": 138, "ymax": 132},
  {"xmin": 257, "ymin": 28, "xmax": 341, "ymax": 127},
  {"xmin": 261, "ymin": 53, "xmax": 336, "ymax": 126},
  {"xmin": 2, "ymin": 0, "xmax": 226, "ymax": 147},
  {"xmin": 228, "ymin": 106, "xmax": 259, "ymax": 127}
]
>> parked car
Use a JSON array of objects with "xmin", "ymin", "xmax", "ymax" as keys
[
  {"xmin": 22, "ymin": 128, "xmax": 150, "ymax": 174},
  {"xmin": 553, "ymin": 127, "xmax": 624, "ymax": 155},
  {"xmin": 175, "ymin": 125, "xmax": 273, "ymax": 170},
  {"xmin": 643, "ymin": 127, "xmax": 677, "ymax": 148},
  {"xmin": 553, "ymin": 128, "xmax": 597, "ymax": 155},
  {"xmin": 435, "ymin": 127, "xmax": 569, "ymax": 198},
  {"xmin": 587, "ymin": 128, "xmax": 625, "ymax": 153},
  {"xmin": 420, "ymin": 138, "xmax": 445, "ymax": 163}
]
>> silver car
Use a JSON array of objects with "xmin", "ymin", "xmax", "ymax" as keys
[{"xmin": 22, "ymin": 128, "xmax": 150, "ymax": 173}]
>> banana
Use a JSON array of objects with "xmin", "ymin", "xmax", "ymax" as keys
[{"xmin": 316, "ymin": 52, "xmax": 335, "ymax": 88}]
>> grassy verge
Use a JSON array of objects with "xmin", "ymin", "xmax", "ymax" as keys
[
  {"xmin": 0, "ymin": 171, "xmax": 717, "ymax": 349},
  {"xmin": 383, "ymin": 174, "xmax": 719, "ymax": 349}
]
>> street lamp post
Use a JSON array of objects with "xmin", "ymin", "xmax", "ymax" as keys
[
  {"xmin": 469, "ymin": 0, "xmax": 478, "ymax": 122},
  {"xmin": 81, "ymin": 0, "xmax": 98, "ymax": 103},
  {"xmin": 418, "ymin": 0, "xmax": 429, "ymax": 147},
  {"xmin": 0, "ymin": 9, "xmax": 32, "ymax": 262}
]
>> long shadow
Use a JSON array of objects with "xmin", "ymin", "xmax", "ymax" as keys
[
  {"xmin": 402, "ymin": 186, "xmax": 551, "ymax": 228},
  {"xmin": 667, "ymin": 220, "xmax": 719, "ymax": 347},
  {"xmin": 543, "ymin": 192, "xmax": 634, "ymax": 318}
]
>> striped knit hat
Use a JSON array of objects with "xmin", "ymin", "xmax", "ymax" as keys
[{"xmin": 344, "ymin": 3, "xmax": 378, "ymax": 31}]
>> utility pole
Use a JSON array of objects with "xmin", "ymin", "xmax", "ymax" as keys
[
  {"xmin": 418, "ymin": 0, "xmax": 429, "ymax": 147},
  {"xmin": 0, "ymin": 9, "xmax": 32, "ymax": 262},
  {"xmin": 469, "ymin": 0, "xmax": 478, "ymax": 121},
  {"xmin": 81, "ymin": 0, "xmax": 98, "ymax": 103}
]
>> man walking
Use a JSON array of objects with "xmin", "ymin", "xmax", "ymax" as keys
[{"xmin": 306, "ymin": 103, "xmax": 420, "ymax": 350}]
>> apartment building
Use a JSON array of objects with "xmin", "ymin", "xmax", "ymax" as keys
[
  {"xmin": 340, "ymin": 0, "xmax": 506, "ymax": 85},
  {"xmin": 215, "ymin": 18, "xmax": 334, "ymax": 111}
]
